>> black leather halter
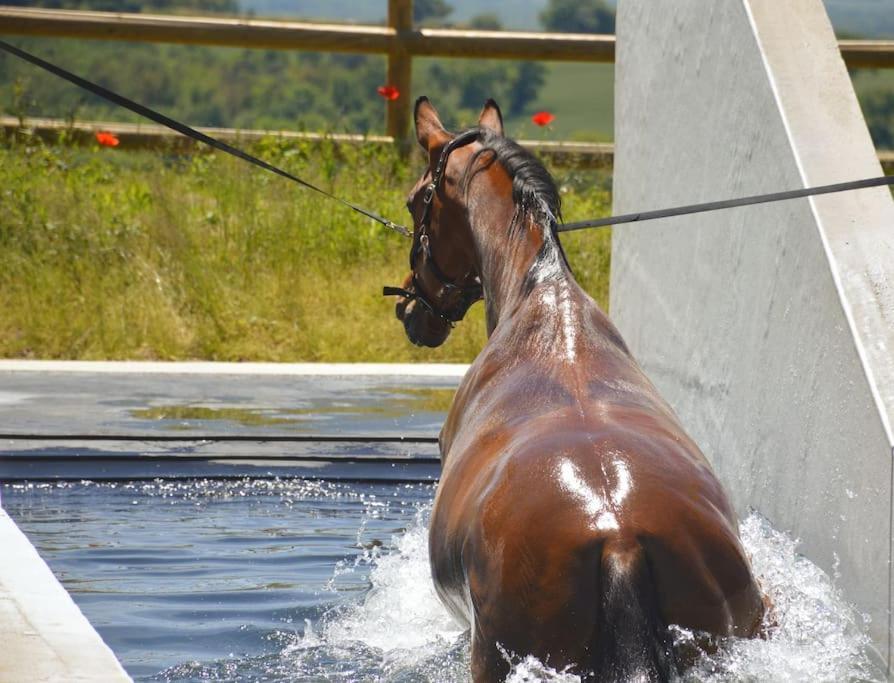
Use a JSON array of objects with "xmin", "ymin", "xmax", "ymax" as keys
[{"xmin": 383, "ymin": 129, "xmax": 484, "ymax": 325}]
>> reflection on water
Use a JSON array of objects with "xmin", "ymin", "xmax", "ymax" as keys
[
  {"xmin": 130, "ymin": 405, "xmax": 300, "ymax": 428},
  {"xmin": 2, "ymin": 480, "xmax": 884, "ymax": 682},
  {"xmin": 130, "ymin": 387, "xmax": 457, "ymax": 430}
]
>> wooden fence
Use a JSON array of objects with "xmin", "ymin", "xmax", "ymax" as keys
[{"xmin": 2, "ymin": 1, "xmax": 894, "ymax": 144}]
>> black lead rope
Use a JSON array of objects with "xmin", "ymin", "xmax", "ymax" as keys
[
  {"xmin": 558, "ymin": 174, "xmax": 894, "ymax": 232},
  {"xmin": 1, "ymin": 39, "xmax": 891, "ymax": 233},
  {"xmin": 0, "ymin": 39, "xmax": 411, "ymax": 237}
]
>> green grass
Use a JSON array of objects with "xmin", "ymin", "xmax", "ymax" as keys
[{"xmin": 0, "ymin": 133, "xmax": 612, "ymax": 362}]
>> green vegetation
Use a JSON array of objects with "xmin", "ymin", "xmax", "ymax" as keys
[
  {"xmin": 0, "ymin": 133, "xmax": 612, "ymax": 362},
  {"xmin": 852, "ymin": 68, "xmax": 894, "ymax": 149},
  {"xmin": 539, "ymin": 0, "xmax": 614, "ymax": 34}
]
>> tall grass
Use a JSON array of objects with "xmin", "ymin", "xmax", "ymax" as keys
[{"xmin": 0, "ymin": 132, "xmax": 612, "ymax": 362}]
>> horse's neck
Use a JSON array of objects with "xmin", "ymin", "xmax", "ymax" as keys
[{"xmin": 471, "ymin": 204, "xmax": 581, "ymax": 338}]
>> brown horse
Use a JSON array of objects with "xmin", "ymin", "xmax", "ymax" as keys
[{"xmin": 389, "ymin": 97, "xmax": 765, "ymax": 682}]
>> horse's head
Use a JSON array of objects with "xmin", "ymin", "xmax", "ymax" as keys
[{"xmin": 386, "ymin": 97, "xmax": 505, "ymax": 347}]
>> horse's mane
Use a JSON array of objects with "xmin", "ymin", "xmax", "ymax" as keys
[
  {"xmin": 460, "ymin": 128, "xmax": 571, "ymax": 278},
  {"xmin": 462, "ymin": 128, "xmax": 562, "ymax": 232}
]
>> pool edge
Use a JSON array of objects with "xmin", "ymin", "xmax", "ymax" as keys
[
  {"xmin": 0, "ymin": 506, "xmax": 132, "ymax": 682},
  {"xmin": 0, "ymin": 360, "xmax": 471, "ymax": 377}
]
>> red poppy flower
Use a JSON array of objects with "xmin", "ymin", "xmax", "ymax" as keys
[
  {"xmin": 531, "ymin": 111, "xmax": 555, "ymax": 127},
  {"xmin": 95, "ymin": 131, "xmax": 120, "ymax": 147},
  {"xmin": 377, "ymin": 85, "xmax": 400, "ymax": 101}
]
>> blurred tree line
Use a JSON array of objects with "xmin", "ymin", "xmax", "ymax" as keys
[
  {"xmin": 863, "ymin": 89, "xmax": 894, "ymax": 148},
  {"xmin": 2, "ymin": 0, "xmax": 892, "ymax": 148},
  {"xmin": 3, "ymin": 0, "xmax": 615, "ymax": 133}
]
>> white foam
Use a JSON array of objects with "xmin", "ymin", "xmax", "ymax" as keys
[
  {"xmin": 676, "ymin": 513, "xmax": 883, "ymax": 682},
  {"xmin": 283, "ymin": 509, "xmax": 883, "ymax": 682},
  {"xmin": 502, "ymin": 650, "xmax": 579, "ymax": 683},
  {"xmin": 322, "ymin": 512, "xmax": 464, "ymax": 654}
]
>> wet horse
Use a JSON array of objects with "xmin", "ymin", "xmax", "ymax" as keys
[{"xmin": 388, "ymin": 97, "xmax": 765, "ymax": 682}]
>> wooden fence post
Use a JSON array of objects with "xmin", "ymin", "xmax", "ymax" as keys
[{"xmin": 387, "ymin": 0, "xmax": 413, "ymax": 148}]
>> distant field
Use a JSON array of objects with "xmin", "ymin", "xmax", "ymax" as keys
[
  {"xmin": 409, "ymin": 60, "xmax": 615, "ymax": 142},
  {"xmin": 520, "ymin": 62, "xmax": 614, "ymax": 142}
]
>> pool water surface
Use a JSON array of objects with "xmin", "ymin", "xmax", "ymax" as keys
[{"xmin": 1, "ymin": 478, "xmax": 885, "ymax": 682}]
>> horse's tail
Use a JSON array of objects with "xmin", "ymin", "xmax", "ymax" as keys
[{"xmin": 590, "ymin": 540, "xmax": 675, "ymax": 682}]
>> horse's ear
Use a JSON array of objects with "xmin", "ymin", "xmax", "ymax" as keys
[
  {"xmin": 478, "ymin": 98, "xmax": 503, "ymax": 136},
  {"xmin": 415, "ymin": 96, "xmax": 450, "ymax": 158}
]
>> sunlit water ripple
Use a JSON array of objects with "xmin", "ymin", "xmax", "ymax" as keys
[{"xmin": 1, "ymin": 479, "xmax": 884, "ymax": 682}]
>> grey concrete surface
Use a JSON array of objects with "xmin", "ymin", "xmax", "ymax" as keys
[
  {"xmin": 611, "ymin": 0, "xmax": 894, "ymax": 670},
  {"xmin": 0, "ymin": 362, "xmax": 462, "ymax": 480},
  {"xmin": 0, "ymin": 508, "xmax": 131, "ymax": 682},
  {"xmin": 0, "ymin": 361, "xmax": 464, "ymax": 437}
]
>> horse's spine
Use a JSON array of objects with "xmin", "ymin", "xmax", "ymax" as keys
[{"xmin": 590, "ymin": 540, "xmax": 675, "ymax": 682}]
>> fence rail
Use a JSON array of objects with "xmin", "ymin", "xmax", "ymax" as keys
[
  {"xmin": 1, "ymin": 3, "xmax": 893, "ymax": 144},
  {"xmin": 0, "ymin": 116, "xmax": 620, "ymax": 167},
  {"xmin": 0, "ymin": 6, "xmax": 617, "ymax": 60},
  {"xmin": 5, "ymin": 116, "xmax": 894, "ymax": 172}
]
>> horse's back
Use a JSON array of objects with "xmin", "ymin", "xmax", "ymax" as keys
[{"xmin": 432, "ymin": 398, "xmax": 763, "ymax": 680}]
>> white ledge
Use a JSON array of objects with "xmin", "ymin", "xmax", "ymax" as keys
[
  {"xmin": 0, "ymin": 360, "xmax": 470, "ymax": 377},
  {"xmin": 0, "ymin": 509, "xmax": 131, "ymax": 682}
]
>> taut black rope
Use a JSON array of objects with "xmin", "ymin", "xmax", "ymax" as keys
[
  {"xmin": 557, "ymin": 174, "xmax": 894, "ymax": 232},
  {"xmin": 0, "ymin": 40, "xmax": 411, "ymax": 237}
]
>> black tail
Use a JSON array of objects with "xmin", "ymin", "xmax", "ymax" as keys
[{"xmin": 589, "ymin": 541, "xmax": 675, "ymax": 682}]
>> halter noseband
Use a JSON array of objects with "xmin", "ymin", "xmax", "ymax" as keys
[{"xmin": 383, "ymin": 129, "xmax": 484, "ymax": 325}]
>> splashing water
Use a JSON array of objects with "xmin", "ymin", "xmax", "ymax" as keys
[
  {"xmin": 283, "ymin": 509, "xmax": 469, "ymax": 681},
  {"xmin": 274, "ymin": 509, "xmax": 882, "ymax": 683},
  {"xmin": 674, "ymin": 514, "xmax": 884, "ymax": 682}
]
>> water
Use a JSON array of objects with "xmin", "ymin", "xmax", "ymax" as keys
[{"xmin": 1, "ymin": 479, "xmax": 884, "ymax": 682}]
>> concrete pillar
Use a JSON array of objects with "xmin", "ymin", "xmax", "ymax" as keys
[{"xmin": 610, "ymin": 0, "xmax": 894, "ymax": 669}]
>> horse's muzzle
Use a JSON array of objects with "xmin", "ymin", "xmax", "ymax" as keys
[
  {"xmin": 387, "ymin": 278, "xmax": 451, "ymax": 348},
  {"xmin": 404, "ymin": 302, "xmax": 451, "ymax": 347}
]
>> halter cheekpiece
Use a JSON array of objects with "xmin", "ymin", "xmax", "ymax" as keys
[{"xmin": 383, "ymin": 129, "xmax": 485, "ymax": 325}]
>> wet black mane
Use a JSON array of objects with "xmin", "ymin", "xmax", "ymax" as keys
[{"xmin": 462, "ymin": 128, "xmax": 562, "ymax": 228}]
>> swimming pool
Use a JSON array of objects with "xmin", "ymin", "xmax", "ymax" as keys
[
  {"xmin": 1, "ymin": 476, "xmax": 884, "ymax": 683},
  {"xmin": 0, "ymin": 366, "xmax": 886, "ymax": 681},
  {"xmin": 2, "ymin": 479, "xmax": 454, "ymax": 681}
]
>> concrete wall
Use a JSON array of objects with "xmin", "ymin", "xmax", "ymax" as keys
[{"xmin": 610, "ymin": 0, "xmax": 894, "ymax": 670}]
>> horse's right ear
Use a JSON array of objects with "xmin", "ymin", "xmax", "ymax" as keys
[
  {"xmin": 415, "ymin": 96, "xmax": 449, "ymax": 157},
  {"xmin": 478, "ymin": 98, "xmax": 503, "ymax": 136}
]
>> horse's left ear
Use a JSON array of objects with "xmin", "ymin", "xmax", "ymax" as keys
[
  {"xmin": 415, "ymin": 96, "xmax": 449, "ymax": 151},
  {"xmin": 478, "ymin": 98, "xmax": 504, "ymax": 136}
]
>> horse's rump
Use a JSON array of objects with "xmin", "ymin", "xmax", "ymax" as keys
[{"xmin": 440, "ymin": 429, "xmax": 762, "ymax": 681}]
